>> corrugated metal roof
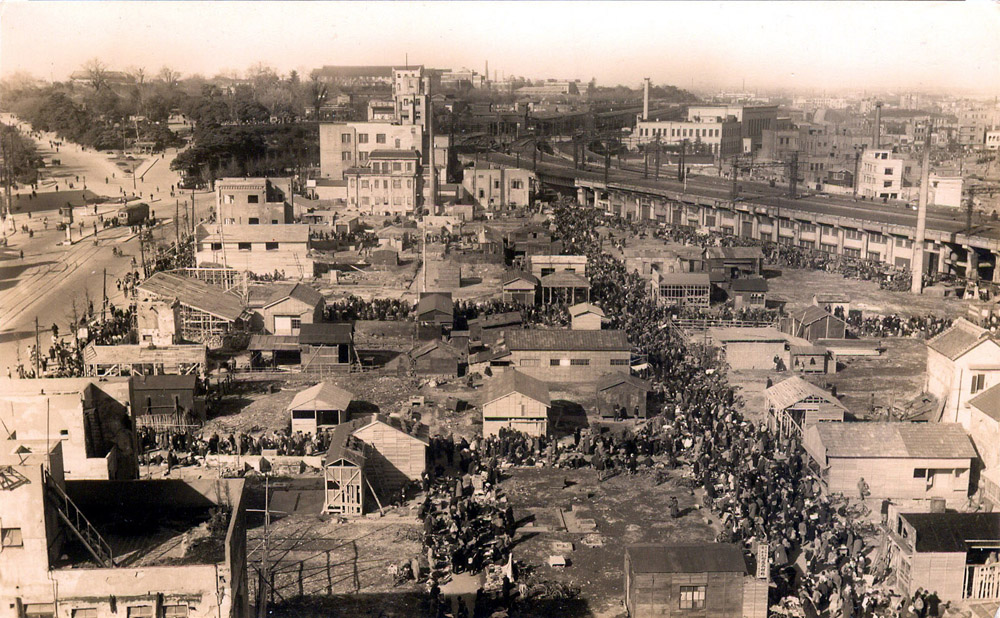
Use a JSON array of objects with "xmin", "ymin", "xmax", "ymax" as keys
[
  {"xmin": 502, "ymin": 270, "xmax": 539, "ymax": 286},
  {"xmin": 299, "ymin": 323, "xmax": 353, "ymax": 345},
  {"xmin": 504, "ymin": 329, "xmax": 630, "ymax": 352},
  {"xmin": 138, "ymin": 272, "xmax": 246, "ymax": 321},
  {"xmin": 262, "ymin": 283, "xmax": 325, "ymax": 309},
  {"xmin": 969, "ymin": 384, "xmax": 1000, "ymax": 422},
  {"xmin": 926, "ymin": 318, "xmax": 994, "ymax": 361},
  {"xmin": 655, "ymin": 272, "xmax": 710, "ymax": 285},
  {"xmin": 900, "ymin": 513, "xmax": 1000, "ymax": 553},
  {"xmin": 793, "ymin": 305, "xmax": 840, "ymax": 327},
  {"xmin": 731, "ymin": 278, "xmax": 768, "ymax": 292},
  {"xmin": 83, "ymin": 343, "xmax": 207, "ymax": 365},
  {"xmin": 811, "ymin": 422, "xmax": 976, "ymax": 459},
  {"xmin": 626, "ymin": 543, "xmax": 747, "ymax": 574},
  {"xmin": 766, "ymin": 376, "xmax": 845, "ymax": 412},
  {"xmin": 288, "ymin": 382, "xmax": 354, "ymax": 412},
  {"xmin": 483, "ymin": 369, "xmax": 550, "ymax": 407}
]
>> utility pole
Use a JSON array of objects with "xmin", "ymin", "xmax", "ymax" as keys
[
  {"xmin": 678, "ymin": 139, "xmax": 686, "ymax": 182},
  {"xmin": 139, "ymin": 229, "xmax": 147, "ymax": 279},
  {"xmin": 911, "ymin": 124, "xmax": 932, "ymax": 295},
  {"xmin": 654, "ymin": 137, "xmax": 661, "ymax": 180},
  {"xmin": 643, "ymin": 146, "xmax": 648, "ymax": 179},
  {"xmin": 34, "ymin": 317, "xmax": 40, "ymax": 378},
  {"xmin": 175, "ymin": 199, "xmax": 180, "ymax": 249},
  {"xmin": 604, "ymin": 139, "xmax": 611, "ymax": 186},
  {"xmin": 102, "ymin": 268, "xmax": 107, "ymax": 325},
  {"xmin": 788, "ymin": 152, "xmax": 799, "ymax": 199},
  {"xmin": 191, "ymin": 189, "xmax": 196, "ymax": 234}
]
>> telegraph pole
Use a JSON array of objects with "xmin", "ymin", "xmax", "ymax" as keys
[
  {"xmin": 191, "ymin": 188, "xmax": 196, "ymax": 234},
  {"xmin": 654, "ymin": 137, "xmax": 661, "ymax": 180},
  {"xmin": 175, "ymin": 199, "xmax": 180, "ymax": 248},
  {"xmin": 102, "ymin": 268, "xmax": 107, "ymax": 325},
  {"xmin": 911, "ymin": 124, "xmax": 932, "ymax": 295},
  {"xmin": 34, "ymin": 317, "xmax": 40, "ymax": 378},
  {"xmin": 678, "ymin": 139, "xmax": 686, "ymax": 182}
]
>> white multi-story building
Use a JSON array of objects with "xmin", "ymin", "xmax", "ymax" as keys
[
  {"xmin": 928, "ymin": 174, "xmax": 964, "ymax": 208},
  {"xmin": 858, "ymin": 149, "xmax": 908, "ymax": 200},
  {"xmin": 633, "ymin": 118, "xmax": 742, "ymax": 158}
]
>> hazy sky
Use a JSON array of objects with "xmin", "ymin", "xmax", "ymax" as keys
[{"xmin": 2, "ymin": 1, "xmax": 999, "ymax": 94}]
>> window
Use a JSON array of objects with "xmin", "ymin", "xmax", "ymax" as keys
[
  {"xmin": 570, "ymin": 359, "xmax": 590, "ymax": 366},
  {"xmin": 290, "ymin": 318, "xmax": 302, "ymax": 330},
  {"xmin": 376, "ymin": 133, "xmax": 386, "ymax": 144},
  {"xmin": 914, "ymin": 468, "xmax": 927, "ymax": 478},
  {"xmin": 72, "ymin": 610, "xmax": 98, "ymax": 618},
  {"xmin": 358, "ymin": 133, "xmax": 369, "ymax": 144},
  {"xmin": 800, "ymin": 224, "xmax": 816, "ymax": 234},
  {"xmin": 392, "ymin": 179, "xmax": 402, "ymax": 189},
  {"xmin": 550, "ymin": 359, "xmax": 562, "ymax": 366},
  {"xmin": 224, "ymin": 218, "xmax": 236, "ymax": 225},
  {"xmin": 1, "ymin": 527, "xmax": 23, "ymax": 547},
  {"xmin": 884, "ymin": 168, "xmax": 894, "ymax": 175},
  {"xmin": 393, "ymin": 162, "xmax": 402, "ymax": 172},
  {"xmin": 248, "ymin": 217, "xmax": 260, "ymax": 225},
  {"xmin": 163, "ymin": 606, "xmax": 189, "ymax": 618},
  {"xmin": 341, "ymin": 133, "xmax": 352, "ymax": 144},
  {"xmin": 211, "ymin": 242, "xmax": 222, "ymax": 250},
  {"xmin": 341, "ymin": 152, "xmax": 352, "ymax": 161},
  {"xmin": 511, "ymin": 179, "xmax": 523, "ymax": 190},
  {"xmin": 520, "ymin": 358, "xmax": 539, "ymax": 367},
  {"xmin": 247, "ymin": 195, "xmax": 259, "ymax": 204},
  {"xmin": 127, "ymin": 607, "xmax": 154, "ymax": 618},
  {"xmin": 238, "ymin": 242, "xmax": 252, "ymax": 251},
  {"xmin": 869, "ymin": 232, "xmax": 886, "ymax": 244},
  {"xmin": 610, "ymin": 358, "xmax": 629, "ymax": 366},
  {"xmin": 972, "ymin": 374, "xmax": 986, "ymax": 394},
  {"xmin": 679, "ymin": 585, "xmax": 706, "ymax": 610},
  {"xmin": 24, "ymin": 605, "xmax": 55, "ymax": 618},
  {"xmin": 361, "ymin": 180, "xmax": 370, "ymax": 189},
  {"xmin": 843, "ymin": 247, "xmax": 861, "ymax": 258},
  {"xmin": 395, "ymin": 138, "xmax": 401, "ymax": 148},
  {"xmin": 868, "ymin": 251, "xmax": 880, "ymax": 262},
  {"xmin": 265, "ymin": 242, "xmax": 279, "ymax": 251},
  {"xmin": 895, "ymin": 237, "xmax": 913, "ymax": 249},
  {"xmin": 883, "ymin": 180, "xmax": 893, "ymax": 188},
  {"xmin": 407, "ymin": 179, "xmax": 413, "ymax": 189},
  {"xmin": 844, "ymin": 229, "xmax": 864, "ymax": 241}
]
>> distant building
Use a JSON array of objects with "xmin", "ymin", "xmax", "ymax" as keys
[
  {"xmin": 481, "ymin": 368, "xmax": 551, "ymax": 437},
  {"xmin": 624, "ymin": 543, "xmax": 767, "ymax": 618},
  {"xmin": 498, "ymin": 329, "xmax": 631, "ymax": 382},
  {"xmin": 345, "ymin": 149, "xmax": 421, "ymax": 216},
  {"xmin": 966, "ymin": 384, "xmax": 1000, "ymax": 507},
  {"xmin": 926, "ymin": 318, "xmax": 1000, "ymax": 427},
  {"xmin": 515, "ymin": 82, "xmax": 579, "ymax": 96},
  {"xmin": 802, "ymin": 422, "xmax": 975, "ymax": 504},
  {"xmin": 651, "ymin": 272, "xmax": 711, "ymax": 308},
  {"xmin": 858, "ymin": 149, "xmax": 913, "ymax": 201},
  {"xmin": 633, "ymin": 118, "xmax": 742, "ymax": 158},
  {"xmin": 416, "ymin": 292, "xmax": 454, "ymax": 328},
  {"xmin": 928, "ymin": 174, "xmax": 963, "ymax": 208},
  {"xmin": 195, "ymin": 224, "xmax": 313, "ymax": 277},
  {"xmin": 706, "ymin": 246, "xmax": 764, "ymax": 279},
  {"xmin": 462, "ymin": 165, "xmax": 534, "ymax": 209},
  {"xmin": 216, "ymin": 177, "xmax": 293, "ymax": 225}
]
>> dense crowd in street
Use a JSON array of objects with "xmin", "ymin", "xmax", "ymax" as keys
[{"xmin": 325, "ymin": 295, "xmax": 413, "ymax": 321}]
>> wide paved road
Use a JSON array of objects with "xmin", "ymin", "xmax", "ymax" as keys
[{"xmin": 0, "ymin": 119, "xmax": 215, "ymax": 374}]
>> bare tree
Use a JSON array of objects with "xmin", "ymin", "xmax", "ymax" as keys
[
  {"xmin": 308, "ymin": 79, "xmax": 329, "ymax": 119},
  {"xmin": 157, "ymin": 66, "xmax": 182, "ymax": 88},
  {"xmin": 81, "ymin": 58, "xmax": 109, "ymax": 91}
]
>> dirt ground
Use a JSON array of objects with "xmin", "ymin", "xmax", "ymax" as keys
[
  {"xmin": 767, "ymin": 267, "xmax": 967, "ymax": 318},
  {"xmin": 504, "ymin": 466, "xmax": 720, "ymax": 618},
  {"xmin": 726, "ymin": 338, "xmax": 929, "ymax": 421}
]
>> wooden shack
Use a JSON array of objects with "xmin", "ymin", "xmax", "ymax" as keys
[
  {"xmin": 596, "ymin": 373, "xmax": 652, "ymax": 419},
  {"xmin": 501, "ymin": 270, "xmax": 539, "ymax": 305},
  {"xmin": 324, "ymin": 424, "xmax": 376, "ymax": 516},
  {"xmin": 730, "ymin": 278, "xmax": 768, "ymax": 311},
  {"xmin": 624, "ymin": 543, "xmax": 766, "ymax": 618},
  {"xmin": 299, "ymin": 322, "xmax": 355, "ymax": 372},
  {"xmin": 416, "ymin": 292, "xmax": 454, "ymax": 328},
  {"xmin": 409, "ymin": 339, "xmax": 464, "ymax": 377},
  {"xmin": 887, "ymin": 512, "xmax": 1000, "ymax": 603},
  {"xmin": 288, "ymin": 382, "xmax": 354, "ymax": 434},
  {"xmin": 765, "ymin": 376, "xmax": 846, "ymax": 438},
  {"xmin": 569, "ymin": 302, "xmax": 605, "ymax": 331},
  {"xmin": 802, "ymin": 422, "xmax": 976, "ymax": 505},
  {"xmin": 780, "ymin": 306, "xmax": 848, "ymax": 342},
  {"xmin": 481, "ymin": 369, "xmax": 550, "ymax": 438},
  {"xmin": 351, "ymin": 414, "xmax": 428, "ymax": 493}
]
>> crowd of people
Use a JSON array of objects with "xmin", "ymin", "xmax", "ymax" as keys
[
  {"xmin": 325, "ymin": 295, "xmax": 413, "ymax": 322},
  {"xmin": 845, "ymin": 312, "xmax": 953, "ymax": 340},
  {"xmin": 137, "ymin": 426, "xmax": 333, "ymax": 462}
]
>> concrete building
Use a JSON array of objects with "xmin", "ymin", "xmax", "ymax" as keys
[
  {"xmin": 858, "ymin": 149, "xmax": 911, "ymax": 201},
  {"xmin": 345, "ymin": 149, "xmax": 421, "ymax": 216},
  {"xmin": 462, "ymin": 165, "xmax": 534, "ymax": 210},
  {"xmin": 986, "ymin": 129, "xmax": 1000, "ymax": 151},
  {"xmin": 481, "ymin": 368, "xmax": 551, "ymax": 438},
  {"xmin": 526, "ymin": 254, "xmax": 587, "ymax": 278},
  {"xmin": 928, "ymin": 174, "xmax": 964, "ymax": 208},
  {"xmin": 633, "ymin": 118, "xmax": 742, "ymax": 158},
  {"xmin": 802, "ymin": 422, "xmax": 975, "ymax": 505},
  {"xmin": 966, "ymin": 384, "xmax": 1000, "ymax": 507},
  {"xmin": 320, "ymin": 121, "xmax": 423, "ymax": 179},
  {"xmin": 926, "ymin": 318, "xmax": 1000, "ymax": 427},
  {"xmin": 216, "ymin": 177, "xmax": 293, "ymax": 225},
  {"xmin": 624, "ymin": 543, "xmax": 767, "ymax": 618},
  {"xmin": 498, "ymin": 329, "xmax": 631, "ymax": 382},
  {"xmin": 887, "ymin": 512, "xmax": 1000, "ymax": 602},
  {"xmin": 195, "ymin": 224, "xmax": 313, "ymax": 277},
  {"xmin": 0, "ymin": 377, "xmax": 137, "ymax": 481},
  {"xmin": 0, "ymin": 441, "xmax": 248, "ymax": 618},
  {"xmin": 687, "ymin": 104, "xmax": 779, "ymax": 152}
]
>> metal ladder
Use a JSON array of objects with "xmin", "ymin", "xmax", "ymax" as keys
[{"xmin": 43, "ymin": 470, "xmax": 115, "ymax": 567}]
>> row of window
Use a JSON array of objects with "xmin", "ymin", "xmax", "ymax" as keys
[
  {"xmin": 642, "ymin": 127, "xmax": 721, "ymax": 139},
  {"xmin": 519, "ymin": 358, "xmax": 628, "ymax": 367},
  {"xmin": 20, "ymin": 604, "xmax": 188, "ymax": 618},
  {"xmin": 221, "ymin": 194, "xmax": 260, "ymax": 204},
  {"xmin": 223, "ymin": 218, "xmax": 279, "ymax": 225},
  {"xmin": 208, "ymin": 242, "xmax": 281, "ymax": 251},
  {"xmin": 357, "ymin": 179, "xmax": 413, "ymax": 190}
]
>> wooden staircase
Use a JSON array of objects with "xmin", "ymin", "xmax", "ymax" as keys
[{"xmin": 43, "ymin": 470, "xmax": 115, "ymax": 567}]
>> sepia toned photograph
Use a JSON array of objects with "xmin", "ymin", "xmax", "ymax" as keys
[{"xmin": 1, "ymin": 1, "xmax": 999, "ymax": 617}]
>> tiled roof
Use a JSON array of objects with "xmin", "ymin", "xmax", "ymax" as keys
[
  {"xmin": 794, "ymin": 306, "xmax": 840, "ymax": 327},
  {"xmin": 502, "ymin": 270, "xmax": 539, "ymax": 286},
  {"xmin": 288, "ymin": 382, "xmax": 354, "ymax": 412},
  {"xmin": 503, "ymin": 329, "xmax": 629, "ymax": 352},
  {"xmin": 926, "ymin": 318, "xmax": 994, "ymax": 361},
  {"xmin": 483, "ymin": 369, "xmax": 550, "ymax": 407},
  {"xmin": 138, "ymin": 272, "xmax": 246, "ymax": 321},
  {"xmin": 969, "ymin": 384, "xmax": 1000, "ymax": 422},
  {"xmin": 262, "ymin": 282, "xmax": 324, "ymax": 309},
  {"xmin": 766, "ymin": 376, "xmax": 845, "ymax": 412},
  {"xmin": 626, "ymin": 544, "xmax": 747, "ymax": 574},
  {"xmin": 811, "ymin": 422, "xmax": 976, "ymax": 459},
  {"xmin": 416, "ymin": 292, "xmax": 453, "ymax": 317},
  {"xmin": 569, "ymin": 302, "xmax": 605, "ymax": 318}
]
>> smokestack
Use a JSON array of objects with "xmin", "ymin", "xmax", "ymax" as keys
[
  {"xmin": 873, "ymin": 102, "xmax": 882, "ymax": 148},
  {"xmin": 911, "ymin": 124, "xmax": 932, "ymax": 295},
  {"xmin": 643, "ymin": 78, "xmax": 651, "ymax": 121}
]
